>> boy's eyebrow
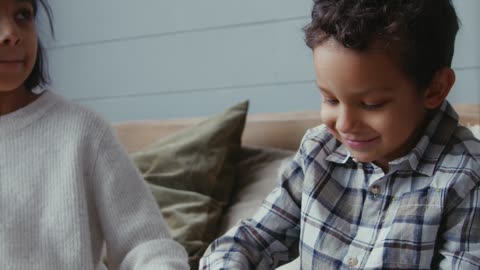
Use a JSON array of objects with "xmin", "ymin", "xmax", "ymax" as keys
[
  {"xmin": 316, "ymin": 83, "xmax": 333, "ymax": 95},
  {"xmin": 316, "ymin": 82, "xmax": 393, "ymax": 95}
]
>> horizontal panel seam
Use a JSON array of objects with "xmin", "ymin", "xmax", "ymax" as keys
[
  {"xmin": 71, "ymin": 80, "xmax": 316, "ymax": 102},
  {"xmin": 46, "ymin": 16, "xmax": 308, "ymax": 51}
]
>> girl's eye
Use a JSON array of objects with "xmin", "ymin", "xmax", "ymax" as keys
[
  {"xmin": 16, "ymin": 8, "xmax": 34, "ymax": 22},
  {"xmin": 362, "ymin": 103, "xmax": 384, "ymax": 110}
]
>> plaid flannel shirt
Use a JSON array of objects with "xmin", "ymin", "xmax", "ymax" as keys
[{"xmin": 200, "ymin": 101, "xmax": 480, "ymax": 269}]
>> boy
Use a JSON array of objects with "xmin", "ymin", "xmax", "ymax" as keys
[{"xmin": 200, "ymin": 0, "xmax": 480, "ymax": 269}]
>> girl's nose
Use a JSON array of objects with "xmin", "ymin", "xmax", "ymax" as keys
[{"xmin": 0, "ymin": 19, "xmax": 21, "ymax": 46}]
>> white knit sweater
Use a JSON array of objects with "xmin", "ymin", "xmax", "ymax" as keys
[{"xmin": 0, "ymin": 91, "xmax": 189, "ymax": 270}]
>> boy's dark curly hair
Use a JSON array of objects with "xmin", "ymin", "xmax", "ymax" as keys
[{"xmin": 303, "ymin": 0, "xmax": 460, "ymax": 90}]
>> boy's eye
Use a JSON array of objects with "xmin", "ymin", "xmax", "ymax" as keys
[
  {"xmin": 323, "ymin": 98, "xmax": 339, "ymax": 105},
  {"xmin": 362, "ymin": 102, "xmax": 385, "ymax": 110}
]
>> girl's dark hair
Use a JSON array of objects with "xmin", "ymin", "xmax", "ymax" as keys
[
  {"xmin": 303, "ymin": 0, "xmax": 460, "ymax": 90},
  {"xmin": 25, "ymin": 0, "xmax": 54, "ymax": 91}
]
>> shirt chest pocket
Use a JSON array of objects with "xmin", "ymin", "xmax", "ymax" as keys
[
  {"xmin": 374, "ymin": 189, "xmax": 444, "ymax": 267},
  {"xmin": 387, "ymin": 188, "xmax": 444, "ymax": 241}
]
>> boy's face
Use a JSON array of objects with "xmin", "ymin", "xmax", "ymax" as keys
[{"xmin": 313, "ymin": 40, "xmax": 429, "ymax": 171}]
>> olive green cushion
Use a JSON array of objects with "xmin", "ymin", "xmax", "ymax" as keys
[{"xmin": 130, "ymin": 101, "xmax": 248, "ymax": 268}]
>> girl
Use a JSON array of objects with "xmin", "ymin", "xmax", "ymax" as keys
[{"xmin": 0, "ymin": 0, "xmax": 188, "ymax": 269}]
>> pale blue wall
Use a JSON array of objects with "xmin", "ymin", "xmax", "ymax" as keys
[{"xmin": 42, "ymin": 0, "xmax": 479, "ymax": 122}]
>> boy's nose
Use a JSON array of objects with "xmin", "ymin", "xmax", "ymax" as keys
[
  {"xmin": 0, "ymin": 19, "xmax": 21, "ymax": 46},
  {"xmin": 336, "ymin": 107, "xmax": 358, "ymax": 133}
]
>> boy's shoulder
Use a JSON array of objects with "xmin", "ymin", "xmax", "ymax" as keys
[
  {"xmin": 438, "ymin": 124, "xmax": 480, "ymax": 168},
  {"xmin": 442, "ymin": 124, "xmax": 480, "ymax": 173},
  {"xmin": 436, "ymin": 125, "xmax": 480, "ymax": 212},
  {"xmin": 414, "ymin": 102, "xmax": 479, "ymax": 183},
  {"xmin": 451, "ymin": 125, "xmax": 480, "ymax": 155},
  {"xmin": 430, "ymin": 124, "xmax": 480, "ymax": 201}
]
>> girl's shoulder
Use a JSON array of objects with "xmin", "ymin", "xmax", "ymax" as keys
[{"xmin": 38, "ymin": 90, "xmax": 113, "ymax": 139}]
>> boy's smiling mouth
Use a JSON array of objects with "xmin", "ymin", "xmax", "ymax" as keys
[{"xmin": 343, "ymin": 136, "xmax": 380, "ymax": 149}]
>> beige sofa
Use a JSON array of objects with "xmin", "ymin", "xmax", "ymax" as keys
[{"xmin": 113, "ymin": 104, "xmax": 479, "ymax": 269}]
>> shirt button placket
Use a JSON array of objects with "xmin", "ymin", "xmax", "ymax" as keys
[{"xmin": 371, "ymin": 185, "xmax": 381, "ymax": 197}]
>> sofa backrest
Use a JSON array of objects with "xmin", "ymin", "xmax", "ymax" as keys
[{"xmin": 114, "ymin": 104, "xmax": 480, "ymax": 152}]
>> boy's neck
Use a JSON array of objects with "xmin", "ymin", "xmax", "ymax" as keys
[{"xmin": 0, "ymin": 86, "xmax": 40, "ymax": 116}]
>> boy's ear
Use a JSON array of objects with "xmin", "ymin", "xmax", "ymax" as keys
[{"xmin": 423, "ymin": 68, "xmax": 455, "ymax": 109}]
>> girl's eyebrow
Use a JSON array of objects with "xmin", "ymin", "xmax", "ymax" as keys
[
  {"xmin": 14, "ymin": 0, "xmax": 35, "ymax": 12},
  {"xmin": 15, "ymin": 0, "xmax": 33, "ymax": 6}
]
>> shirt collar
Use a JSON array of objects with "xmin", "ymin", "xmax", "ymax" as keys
[
  {"xmin": 325, "ymin": 143, "xmax": 351, "ymax": 164},
  {"xmin": 403, "ymin": 100, "xmax": 459, "ymax": 176},
  {"xmin": 325, "ymin": 101, "xmax": 459, "ymax": 176}
]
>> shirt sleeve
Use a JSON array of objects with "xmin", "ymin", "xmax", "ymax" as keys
[
  {"xmin": 91, "ymin": 125, "xmax": 189, "ymax": 270},
  {"xmin": 437, "ymin": 183, "xmax": 480, "ymax": 269},
  {"xmin": 199, "ymin": 145, "xmax": 307, "ymax": 269}
]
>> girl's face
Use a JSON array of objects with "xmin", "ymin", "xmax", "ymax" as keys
[{"xmin": 0, "ymin": 0, "xmax": 37, "ymax": 92}]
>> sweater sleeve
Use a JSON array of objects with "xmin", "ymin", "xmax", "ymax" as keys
[{"xmin": 91, "ymin": 125, "xmax": 189, "ymax": 270}]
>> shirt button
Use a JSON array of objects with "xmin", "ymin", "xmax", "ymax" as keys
[
  {"xmin": 371, "ymin": 185, "xmax": 381, "ymax": 196},
  {"xmin": 348, "ymin": 257, "xmax": 359, "ymax": 268}
]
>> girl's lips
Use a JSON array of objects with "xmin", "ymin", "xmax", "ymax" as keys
[
  {"xmin": 0, "ymin": 60, "xmax": 24, "ymax": 70},
  {"xmin": 344, "ymin": 136, "xmax": 380, "ymax": 149},
  {"xmin": 0, "ymin": 60, "xmax": 23, "ymax": 63}
]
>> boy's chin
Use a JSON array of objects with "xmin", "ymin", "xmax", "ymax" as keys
[
  {"xmin": 349, "ymin": 151, "xmax": 377, "ymax": 164},
  {"xmin": 349, "ymin": 151, "xmax": 390, "ymax": 171}
]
